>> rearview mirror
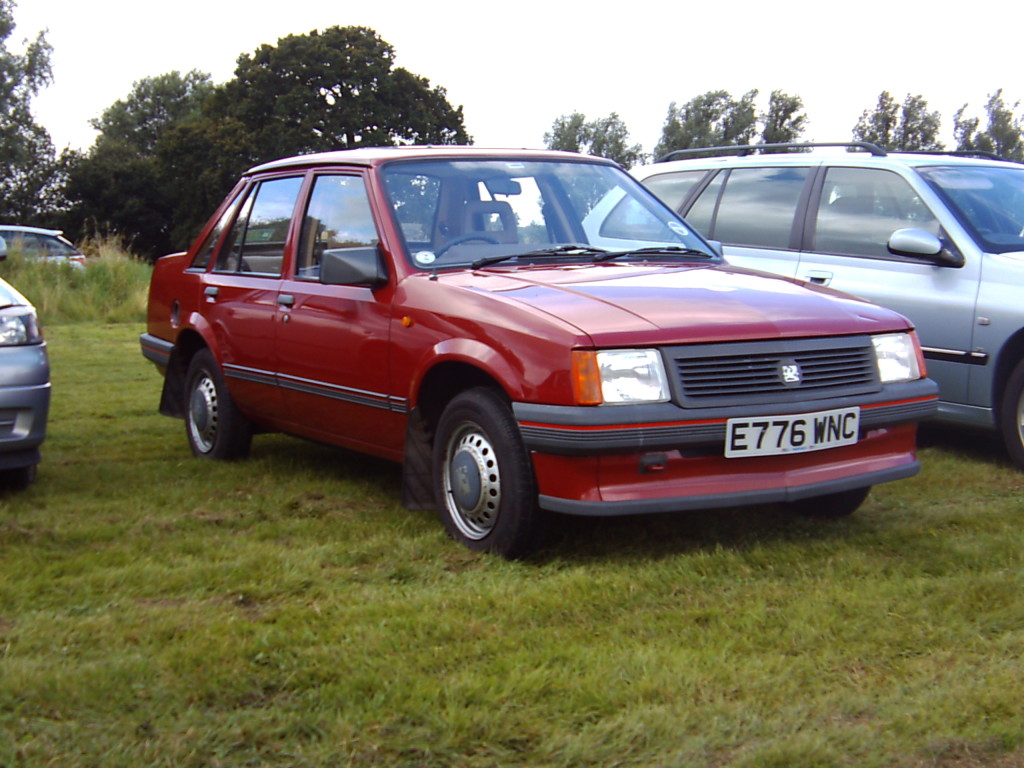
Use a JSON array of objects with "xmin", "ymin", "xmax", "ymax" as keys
[
  {"xmin": 320, "ymin": 246, "xmax": 388, "ymax": 288},
  {"xmin": 888, "ymin": 228, "xmax": 964, "ymax": 268}
]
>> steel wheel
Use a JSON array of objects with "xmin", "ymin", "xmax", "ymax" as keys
[
  {"xmin": 184, "ymin": 349, "xmax": 252, "ymax": 460},
  {"xmin": 433, "ymin": 388, "xmax": 542, "ymax": 558}
]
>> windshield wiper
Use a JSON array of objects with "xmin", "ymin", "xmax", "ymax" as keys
[
  {"xmin": 470, "ymin": 244, "xmax": 609, "ymax": 270},
  {"xmin": 592, "ymin": 246, "xmax": 716, "ymax": 262}
]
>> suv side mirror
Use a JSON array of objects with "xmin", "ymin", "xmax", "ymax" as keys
[
  {"xmin": 888, "ymin": 228, "xmax": 965, "ymax": 268},
  {"xmin": 320, "ymin": 245, "xmax": 388, "ymax": 288},
  {"xmin": 0, "ymin": 236, "xmax": 6, "ymax": 261}
]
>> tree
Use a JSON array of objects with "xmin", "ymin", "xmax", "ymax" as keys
[
  {"xmin": 852, "ymin": 91, "xmax": 942, "ymax": 151},
  {"xmin": 954, "ymin": 90, "xmax": 1024, "ymax": 161},
  {"xmin": 208, "ymin": 26, "xmax": 469, "ymax": 161},
  {"xmin": 0, "ymin": 0, "xmax": 59, "ymax": 221},
  {"xmin": 62, "ymin": 71, "xmax": 215, "ymax": 256},
  {"xmin": 544, "ymin": 111, "xmax": 645, "ymax": 168},
  {"xmin": 654, "ymin": 90, "xmax": 759, "ymax": 159},
  {"xmin": 760, "ymin": 90, "xmax": 808, "ymax": 146}
]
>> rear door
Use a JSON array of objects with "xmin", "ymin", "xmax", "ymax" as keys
[{"xmin": 680, "ymin": 165, "xmax": 815, "ymax": 279}]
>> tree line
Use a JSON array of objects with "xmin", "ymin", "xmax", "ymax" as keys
[{"xmin": 4, "ymin": 1, "xmax": 1024, "ymax": 259}]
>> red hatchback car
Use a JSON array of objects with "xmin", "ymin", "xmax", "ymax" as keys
[{"xmin": 141, "ymin": 147, "xmax": 938, "ymax": 557}]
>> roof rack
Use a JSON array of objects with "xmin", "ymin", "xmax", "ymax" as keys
[
  {"xmin": 656, "ymin": 141, "xmax": 887, "ymax": 163},
  {"xmin": 896, "ymin": 149, "xmax": 1011, "ymax": 162}
]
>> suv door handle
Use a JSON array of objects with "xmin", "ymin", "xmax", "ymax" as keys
[
  {"xmin": 278, "ymin": 294, "xmax": 295, "ymax": 308},
  {"xmin": 204, "ymin": 286, "xmax": 219, "ymax": 300},
  {"xmin": 804, "ymin": 271, "xmax": 833, "ymax": 286}
]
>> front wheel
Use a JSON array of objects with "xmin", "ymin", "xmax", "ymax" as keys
[
  {"xmin": 787, "ymin": 486, "xmax": 870, "ymax": 519},
  {"xmin": 184, "ymin": 349, "xmax": 252, "ymax": 460},
  {"xmin": 999, "ymin": 359, "xmax": 1024, "ymax": 469},
  {"xmin": 432, "ymin": 388, "xmax": 542, "ymax": 558}
]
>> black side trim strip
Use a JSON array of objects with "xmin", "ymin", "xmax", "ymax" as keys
[
  {"xmin": 222, "ymin": 364, "xmax": 408, "ymax": 414},
  {"xmin": 922, "ymin": 347, "xmax": 988, "ymax": 366}
]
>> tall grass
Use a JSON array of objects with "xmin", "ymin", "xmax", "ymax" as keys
[{"xmin": 0, "ymin": 234, "xmax": 152, "ymax": 325}]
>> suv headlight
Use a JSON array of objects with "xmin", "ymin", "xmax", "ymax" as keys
[
  {"xmin": 873, "ymin": 332, "xmax": 923, "ymax": 383},
  {"xmin": 0, "ymin": 307, "xmax": 43, "ymax": 345},
  {"xmin": 572, "ymin": 349, "xmax": 670, "ymax": 405}
]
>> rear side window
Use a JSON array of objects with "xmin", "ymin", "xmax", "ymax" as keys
[
  {"xmin": 813, "ymin": 167, "xmax": 940, "ymax": 257},
  {"xmin": 707, "ymin": 167, "xmax": 810, "ymax": 249},
  {"xmin": 215, "ymin": 176, "xmax": 304, "ymax": 276},
  {"xmin": 642, "ymin": 170, "xmax": 708, "ymax": 211}
]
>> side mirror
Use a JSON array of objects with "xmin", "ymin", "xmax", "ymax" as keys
[
  {"xmin": 320, "ymin": 245, "xmax": 388, "ymax": 288},
  {"xmin": 0, "ymin": 236, "xmax": 7, "ymax": 261},
  {"xmin": 888, "ymin": 228, "xmax": 965, "ymax": 268}
]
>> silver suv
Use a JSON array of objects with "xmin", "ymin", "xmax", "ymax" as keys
[{"xmin": 634, "ymin": 143, "xmax": 1024, "ymax": 468}]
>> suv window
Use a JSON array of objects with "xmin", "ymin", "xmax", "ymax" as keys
[
  {"xmin": 216, "ymin": 176, "xmax": 304, "ymax": 275},
  {"xmin": 638, "ymin": 170, "xmax": 708, "ymax": 211},
  {"xmin": 696, "ymin": 167, "xmax": 810, "ymax": 249},
  {"xmin": 297, "ymin": 175, "xmax": 379, "ymax": 279},
  {"xmin": 813, "ymin": 167, "xmax": 940, "ymax": 258}
]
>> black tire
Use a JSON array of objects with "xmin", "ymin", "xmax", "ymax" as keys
[
  {"xmin": 0, "ymin": 464, "xmax": 36, "ymax": 492},
  {"xmin": 788, "ymin": 486, "xmax": 870, "ymax": 519},
  {"xmin": 184, "ymin": 349, "xmax": 252, "ymax": 460},
  {"xmin": 999, "ymin": 358, "xmax": 1024, "ymax": 470},
  {"xmin": 432, "ymin": 388, "xmax": 542, "ymax": 558}
]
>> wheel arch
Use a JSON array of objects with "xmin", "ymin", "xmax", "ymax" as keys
[
  {"xmin": 158, "ymin": 328, "xmax": 211, "ymax": 419},
  {"xmin": 992, "ymin": 327, "xmax": 1024, "ymax": 421}
]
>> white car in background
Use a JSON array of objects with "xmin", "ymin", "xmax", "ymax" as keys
[{"xmin": 0, "ymin": 225, "xmax": 87, "ymax": 268}]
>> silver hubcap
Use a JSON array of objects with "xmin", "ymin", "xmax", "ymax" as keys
[
  {"xmin": 442, "ymin": 424, "xmax": 501, "ymax": 540},
  {"xmin": 188, "ymin": 375, "xmax": 219, "ymax": 453},
  {"xmin": 1016, "ymin": 388, "xmax": 1024, "ymax": 449}
]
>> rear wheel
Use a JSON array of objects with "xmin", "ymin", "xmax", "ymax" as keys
[
  {"xmin": 0, "ymin": 464, "xmax": 36, "ymax": 492},
  {"xmin": 184, "ymin": 349, "xmax": 252, "ymax": 460},
  {"xmin": 999, "ymin": 359, "xmax": 1024, "ymax": 469},
  {"xmin": 788, "ymin": 486, "xmax": 870, "ymax": 519},
  {"xmin": 433, "ymin": 388, "xmax": 542, "ymax": 558}
]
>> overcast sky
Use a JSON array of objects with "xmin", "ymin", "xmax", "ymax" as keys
[{"xmin": 15, "ymin": 0, "xmax": 1024, "ymax": 159}]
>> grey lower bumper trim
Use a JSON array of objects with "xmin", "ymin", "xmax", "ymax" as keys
[{"xmin": 538, "ymin": 461, "xmax": 919, "ymax": 517}]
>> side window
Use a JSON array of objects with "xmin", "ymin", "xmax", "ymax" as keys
[
  {"xmin": 711, "ymin": 167, "xmax": 810, "ymax": 249},
  {"xmin": 215, "ymin": 176, "xmax": 303, "ymax": 275},
  {"xmin": 813, "ymin": 167, "xmax": 940, "ymax": 258},
  {"xmin": 642, "ymin": 170, "xmax": 709, "ymax": 212},
  {"xmin": 296, "ymin": 175, "xmax": 379, "ymax": 279},
  {"xmin": 684, "ymin": 172, "xmax": 725, "ymax": 236},
  {"xmin": 192, "ymin": 193, "xmax": 247, "ymax": 270}
]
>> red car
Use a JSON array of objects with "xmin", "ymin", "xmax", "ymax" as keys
[{"xmin": 141, "ymin": 147, "xmax": 938, "ymax": 557}]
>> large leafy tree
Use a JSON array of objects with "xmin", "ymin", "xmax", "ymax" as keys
[
  {"xmin": 208, "ymin": 26, "xmax": 469, "ymax": 161},
  {"xmin": 544, "ymin": 111, "xmax": 644, "ymax": 168},
  {"xmin": 760, "ymin": 90, "xmax": 808, "ymax": 146},
  {"xmin": 852, "ymin": 91, "xmax": 943, "ymax": 151},
  {"xmin": 0, "ymin": 0, "xmax": 59, "ymax": 221},
  {"xmin": 654, "ymin": 90, "xmax": 759, "ymax": 159},
  {"xmin": 62, "ymin": 70, "xmax": 214, "ymax": 256},
  {"xmin": 954, "ymin": 90, "xmax": 1024, "ymax": 161}
]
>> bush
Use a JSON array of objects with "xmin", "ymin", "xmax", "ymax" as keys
[{"xmin": 0, "ymin": 234, "xmax": 151, "ymax": 325}]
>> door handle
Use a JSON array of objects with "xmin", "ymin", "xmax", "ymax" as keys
[
  {"xmin": 804, "ymin": 271, "xmax": 833, "ymax": 286},
  {"xmin": 278, "ymin": 294, "xmax": 295, "ymax": 308},
  {"xmin": 204, "ymin": 286, "xmax": 219, "ymax": 300}
]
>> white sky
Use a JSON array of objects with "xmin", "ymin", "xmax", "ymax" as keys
[{"xmin": 14, "ymin": 0, "xmax": 1024, "ymax": 159}]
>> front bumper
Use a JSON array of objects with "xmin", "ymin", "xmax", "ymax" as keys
[
  {"xmin": 0, "ymin": 343, "xmax": 51, "ymax": 469},
  {"xmin": 515, "ymin": 379, "xmax": 938, "ymax": 516}
]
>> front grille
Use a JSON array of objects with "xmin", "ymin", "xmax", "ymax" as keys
[{"xmin": 668, "ymin": 336, "xmax": 880, "ymax": 407}]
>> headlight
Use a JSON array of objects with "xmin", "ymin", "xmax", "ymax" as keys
[
  {"xmin": 572, "ymin": 349, "xmax": 670, "ymax": 405},
  {"xmin": 0, "ymin": 307, "xmax": 43, "ymax": 346},
  {"xmin": 873, "ymin": 332, "xmax": 922, "ymax": 383}
]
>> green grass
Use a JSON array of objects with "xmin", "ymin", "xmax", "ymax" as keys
[
  {"xmin": 1, "ymin": 324, "xmax": 1022, "ymax": 767},
  {"xmin": 0, "ymin": 236, "xmax": 151, "ymax": 325}
]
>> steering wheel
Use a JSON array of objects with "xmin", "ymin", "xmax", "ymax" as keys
[{"xmin": 433, "ymin": 232, "xmax": 501, "ymax": 259}]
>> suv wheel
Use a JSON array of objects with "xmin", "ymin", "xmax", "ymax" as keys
[
  {"xmin": 184, "ymin": 349, "xmax": 252, "ymax": 460},
  {"xmin": 433, "ymin": 388, "xmax": 542, "ymax": 558},
  {"xmin": 999, "ymin": 359, "xmax": 1024, "ymax": 469}
]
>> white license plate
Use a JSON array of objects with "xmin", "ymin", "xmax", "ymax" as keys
[{"xmin": 725, "ymin": 407, "xmax": 860, "ymax": 458}]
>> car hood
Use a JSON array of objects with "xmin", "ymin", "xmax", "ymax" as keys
[{"xmin": 438, "ymin": 262, "xmax": 909, "ymax": 346}]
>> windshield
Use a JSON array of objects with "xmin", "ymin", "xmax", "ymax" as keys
[
  {"xmin": 380, "ymin": 158, "xmax": 716, "ymax": 270},
  {"xmin": 918, "ymin": 164, "xmax": 1024, "ymax": 253}
]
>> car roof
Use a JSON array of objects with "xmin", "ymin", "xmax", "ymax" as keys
[
  {"xmin": 247, "ymin": 146, "xmax": 617, "ymax": 175},
  {"xmin": 0, "ymin": 225, "xmax": 66, "ymax": 237},
  {"xmin": 634, "ymin": 144, "xmax": 1024, "ymax": 178}
]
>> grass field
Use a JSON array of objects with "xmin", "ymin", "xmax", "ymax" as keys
[{"xmin": 1, "ymin": 323, "xmax": 1023, "ymax": 767}]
